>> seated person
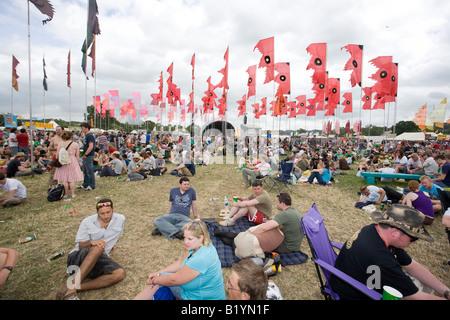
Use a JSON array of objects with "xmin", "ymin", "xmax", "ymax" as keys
[
  {"xmin": 356, "ymin": 185, "xmax": 388, "ymax": 207},
  {"xmin": 152, "ymin": 177, "xmax": 199, "ymax": 240},
  {"xmin": 443, "ymin": 208, "xmax": 450, "ymax": 246},
  {"xmin": 241, "ymin": 156, "xmax": 270, "ymax": 187},
  {"xmin": 0, "ymin": 172, "xmax": 27, "ymax": 207},
  {"xmin": 6, "ymin": 152, "xmax": 34, "ymax": 178},
  {"xmin": 125, "ymin": 155, "xmax": 145, "ymax": 181},
  {"xmin": 301, "ymin": 159, "xmax": 332, "ymax": 186},
  {"xmin": 394, "ymin": 150, "xmax": 408, "ymax": 173},
  {"xmin": 431, "ymin": 153, "xmax": 450, "ymax": 188},
  {"xmin": 0, "ymin": 247, "xmax": 19, "ymax": 291},
  {"xmin": 54, "ymin": 199, "xmax": 126, "ymax": 300},
  {"xmin": 338, "ymin": 155, "xmax": 350, "ymax": 170},
  {"xmin": 227, "ymin": 259, "xmax": 283, "ymax": 300},
  {"xmin": 154, "ymin": 154, "xmax": 167, "ymax": 174},
  {"xmin": 376, "ymin": 160, "xmax": 395, "ymax": 182},
  {"xmin": 0, "ymin": 145, "xmax": 12, "ymax": 161},
  {"xmin": 219, "ymin": 180, "xmax": 272, "ymax": 227},
  {"xmin": 140, "ymin": 152, "xmax": 155, "ymax": 173},
  {"xmin": 248, "ymin": 193, "xmax": 303, "ymax": 254},
  {"xmin": 418, "ymin": 175, "xmax": 443, "ymax": 213},
  {"xmin": 402, "ymin": 180, "xmax": 435, "ymax": 225},
  {"xmin": 406, "ymin": 153, "xmax": 422, "ymax": 174},
  {"xmin": 38, "ymin": 149, "xmax": 51, "ymax": 169},
  {"xmin": 134, "ymin": 220, "xmax": 226, "ymax": 300},
  {"xmin": 296, "ymin": 153, "xmax": 310, "ymax": 172},
  {"xmin": 329, "ymin": 205, "xmax": 450, "ymax": 300},
  {"xmin": 177, "ymin": 153, "xmax": 196, "ymax": 177},
  {"xmin": 99, "ymin": 152, "xmax": 124, "ymax": 177}
]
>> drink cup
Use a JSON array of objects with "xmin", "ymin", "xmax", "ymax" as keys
[
  {"xmin": 233, "ymin": 196, "xmax": 238, "ymax": 202},
  {"xmin": 382, "ymin": 286, "xmax": 402, "ymax": 300}
]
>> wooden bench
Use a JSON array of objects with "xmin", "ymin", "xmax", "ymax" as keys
[{"xmin": 360, "ymin": 172, "xmax": 422, "ymax": 184}]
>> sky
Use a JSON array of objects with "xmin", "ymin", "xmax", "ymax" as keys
[{"xmin": 0, "ymin": 0, "xmax": 449, "ymax": 133}]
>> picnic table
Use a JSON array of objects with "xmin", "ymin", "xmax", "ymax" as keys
[{"xmin": 360, "ymin": 172, "xmax": 422, "ymax": 184}]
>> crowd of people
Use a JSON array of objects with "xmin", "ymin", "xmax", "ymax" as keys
[{"xmin": 0, "ymin": 126, "xmax": 449, "ymax": 300}]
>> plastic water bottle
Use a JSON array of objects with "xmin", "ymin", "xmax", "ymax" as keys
[
  {"xmin": 224, "ymin": 196, "xmax": 229, "ymax": 208},
  {"xmin": 210, "ymin": 198, "xmax": 218, "ymax": 201}
]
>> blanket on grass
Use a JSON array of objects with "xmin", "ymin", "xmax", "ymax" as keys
[{"xmin": 204, "ymin": 217, "xmax": 308, "ymax": 267}]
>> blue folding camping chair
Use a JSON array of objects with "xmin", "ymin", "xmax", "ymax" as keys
[
  {"xmin": 273, "ymin": 161, "xmax": 294, "ymax": 194},
  {"xmin": 301, "ymin": 203, "xmax": 382, "ymax": 300}
]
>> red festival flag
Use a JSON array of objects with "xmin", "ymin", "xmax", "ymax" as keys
[
  {"xmin": 252, "ymin": 103, "xmax": 261, "ymax": 119},
  {"xmin": 191, "ymin": 53, "xmax": 195, "ymax": 80},
  {"xmin": 362, "ymin": 87, "xmax": 373, "ymax": 110},
  {"xmin": 342, "ymin": 92, "xmax": 353, "ymax": 113},
  {"xmin": 274, "ymin": 62, "xmax": 291, "ymax": 95},
  {"xmin": 345, "ymin": 120, "xmax": 351, "ymax": 134},
  {"xmin": 288, "ymin": 101, "xmax": 297, "ymax": 118},
  {"xmin": 341, "ymin": 44, "xmax": 363, "ymax": 87},
  {"xmin": 306, "ymin": 43, "xmax": 327, "ymax": 85},
  {"xmin": 216, "ymin": 46, "xmax": 229, "ymax": 90},
  {"xmin": 254, "ymin": 37, "xmax": 275, "ymax": 84},
  {"xmin": 306, "ymin": 99, "xmax": 316, "ymax": 117},
  {"xmin": 296, "ymin": 95, "xmax": 307, "ymax": 115},
  {"xmin": 237, "ymin": 95, "xmax": 247, "ymax": 117},
  {"xmin": 369, "ymin": 56, "xmax": 398, "ymax": 101},
  {"xmin": 246, "ymin": 65, "xmax": 257, "ymax": 98},
  {"xmin": 326, "ymin": 77, "xmax": 340, "ymax": 109}
]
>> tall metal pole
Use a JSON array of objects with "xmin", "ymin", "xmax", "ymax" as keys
[{"xmin": 27, "ymin": 0, "xmax": 34, "ymax": 171}]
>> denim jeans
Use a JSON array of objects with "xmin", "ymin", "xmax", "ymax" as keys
[
  {"xmin": 82, "ymin": 155, "xmax": 95, "ymax": 189},
  {"xmin": 18, "ymin": 146, "xmax": 29, "ymax": 160},
  {"xmin": 153, "ymin": 213, "xmax": 190, "ymax": 240},
  {"xmin": 159, "ymin": 272, "xmax": 182, "ymax": 299},
  {"xmin": 308, "ymin": 171, "xmax": 325, "ymax": 185}
]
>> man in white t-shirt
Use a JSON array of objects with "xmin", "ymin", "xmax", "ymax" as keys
[
  {"xmin": 443, "ymin": 207, "xmax": 450, "ymax": 246},
  {"xmin": 0, "ymin": 173, "xmax": 27, "ymax": 207},
  {"xmin": 376, "ymin": 160, "xmax": 396, "ymax": 182},
  {"xmin": 357, "ymin": 185, "xmax": 387, "ymax": 205},
  {"xmin": 8, "ymin": 128, "xmax": 18, "ymax": 155}
]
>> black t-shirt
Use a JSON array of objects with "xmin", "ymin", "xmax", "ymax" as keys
[
  {"xmin": 329, "ymin": 224, "xmax": 418, "ymax": 300},
  {"xmin": 83, "ymin": 133, "xmax": 96, "ymax": 157},
  {"xmin": 6, "ymin": 158, "xmax": 21, "ymax": 178}
]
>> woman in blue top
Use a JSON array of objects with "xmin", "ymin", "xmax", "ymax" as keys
[
  {"xmin": 304, "ymin": 159, "xmax": 332, "ymax": 186},
  {"xmin": 134, "ymin": 220, "xmax": 225, "ymax": 300}
]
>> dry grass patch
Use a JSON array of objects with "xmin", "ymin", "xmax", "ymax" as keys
[{"xmin": 0, "ymin": 159, "xmax": 448, "ymax": 300}]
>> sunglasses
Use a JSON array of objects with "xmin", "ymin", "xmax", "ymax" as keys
[
  {"xmin": 398, "ymin": 228, "xmax": 418, "ymax": 242},
  {"xmin": 97, "ymin": 202, "xmax": 112, "ymax": 209}
]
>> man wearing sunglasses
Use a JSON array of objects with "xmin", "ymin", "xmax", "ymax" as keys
[
  {"xmin": 329, "ymin": 204, "xmax": 450, "ymax": 300},
  {"xmin": 54, "ymin": 199, "xmax": 126, "ymax": 300}
]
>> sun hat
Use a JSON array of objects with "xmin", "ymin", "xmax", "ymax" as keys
[
  {"xmin": 383, "ymin": 159, "xmax": 390, "ymax": 166},
  {"xmin": 15, "ymin": 152, "xmax": 26, "ymax": 157},
  {"xmin": 370, "ymin": 204, "xmax": 434, "ymax": 242}
]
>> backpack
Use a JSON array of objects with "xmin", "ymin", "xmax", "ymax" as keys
[
  {"xmin": 59, "ymin": 142, "xmax": 73, "ymax": 166},
  {"xmin": 47, "ymin": 184, "xmax": 65, "ymax": 202}
]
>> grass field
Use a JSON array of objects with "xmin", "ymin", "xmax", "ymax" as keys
[{"xmin": 0, "ymin": 157, "xmax": 448, "ymax": 300}]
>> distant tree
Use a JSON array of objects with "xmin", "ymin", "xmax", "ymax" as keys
[{"xmin": 393, "ymin": 121, "xmax": 420, "ymax": 135}]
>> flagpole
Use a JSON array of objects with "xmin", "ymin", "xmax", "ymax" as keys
[
  {"xmin": 43, "ymin": 53, "xmax": 46, "ymax": 131},
  {"xmin": 84, "ymin": 0, "xmax": 89, "ymax": 122},
  {"xmin": 27, "ymin": 0, "xmax": 34, "ymax": 172},
  {"xmin": 11, "ymin": 54, "xmax": 14, "ymax": 115},
  {"xmin": 69, "ymin": 50, "xmax": 72, "ymax": 130}
]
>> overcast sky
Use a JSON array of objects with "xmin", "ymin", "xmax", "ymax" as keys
[{"xmin": 1, "ymin": 0, "xmax": 449, "ymax": 132}]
